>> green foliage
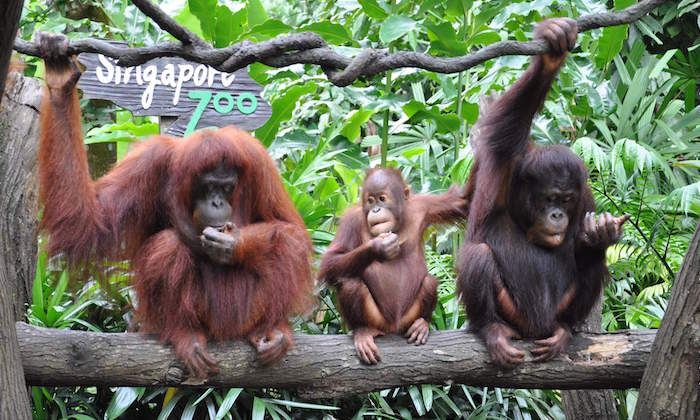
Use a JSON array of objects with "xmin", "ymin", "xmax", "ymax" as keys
[
  {"xmin": 255, "ymin": 82, "xmax": 318, "ymax": 145},
  {"xmin": 19, "ymin": 0, "xmax": 699, "ymax": 418}
]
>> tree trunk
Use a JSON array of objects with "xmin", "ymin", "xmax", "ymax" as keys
[
  {"xmin": 0, "ymin": 71, "xmax": 41, "ymax": 321},
  {"xmin": 17, "ymin": 323, "xmax": 655, "ymax": 399},
  {"xmin": 562, "ymin": 297, "xmax": 618, "ymax": 419},
  {"xmin": 0, "ymin": 0, "xmax": 23, "ymax": 102},
  {"xmin": 635, "ymin": 221, "xmax": 700, "ymax": 419},
  {"xmin": 0, "ymin": 0, "xmax": 35, "ymax": 417}
]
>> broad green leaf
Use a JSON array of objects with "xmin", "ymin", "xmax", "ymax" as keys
[
  {"xmin": 635, "ymin": 18, "xmax": 663, "ymax": 45},
  {"xmin": 341, "ymin": 108, "xmax": 376, "ymax": 141},
  {"xmin": 255, "ymin": 83, "xmax": 317, "ymax": 145},
  {"xmin": 379, "ymin": 15, "xmax": 416, "ymax": 44},
  {"xmin": 613, "ymin": 55, "xmax": 631, "ymax": 85},
  {"xmin": 55, "ymin": 300, "xmax": 98, "ymax": 325},
  {"xmin": 105, "ymin": 387, "xmax": 140, "ymax": 420},
  {"xmin": 425, "ymin": 22, "xmax": 467, "ymax": 56},
  {"xmin": 492, "ymin": 0, "xmax": 553, "ymax": 25},
  {"xmin": 401, "ymin": 146, "xmax": 427, "ymax": 159},
  {"xmin": 157, "ymin": 390, "xmax": 185, "ymax": 420},
  {"xmin": 594, "ymin": 0, "xmax": 636, "ymax": 68},
  {"xmin": 674, "ymin": 160, "xmax": 700, "ymax": 169},
  {"xmin": 358, "ymin": 0, "xmax": 389, "ymax": 20},
  {"xmin": 214, "ymin": 5, "xmax": 246, "ymax": 47},
  {"xmin": 265, "ymin": 405, "xmax": 284, "ymax": 420},
  {"xmin": 591, "ymin": 119, "xmax": 613, "ymax": 144},
  {"xmin": 215, "ymin": 388, "xmax": 243, "ymax": 420},
  {"xmin": 684, "ymin": 80, "xmax": 696, "ymax": 112},
  {"xmin": 47, "ymin": 271, "xmax": 69, "ymax": 325},
  {"xmin": 32, "ymin": 252, "xmax": 46, "ymax": 315},
  {"xmin": 188, "ymin": 0, "xmax": 217, "ymax": 40},
  {"xmin": 248, "ymin": 62, "xmax": 273, "ymax": 84},
  {"xmin": 247, "ymin": 0, "xmax": 268, "ymax": 28},
  {"xmin": 264, "ymin": 399, "xmax": 339, "ymax": 410},
  {"xmin": 252, "ymin": 397, "xmax": 266, "ymax": 420},
  {"xmin": 595, "ymin": 25, "xmax": 627, "ymax": 69},
  {"xmin": 411, "ymin": 81, "xmax": 425, "ymax": 103},
  {"xmin": 174, "ymin": 3, "xmax": 204, "ymax": 39},
  {"xmin": 467, "ymin": 30, "xmax": 500, "ymax": 46},
  {"xmin": 617, "ymin": 64, "xmax": 652, "ymax": 138},
  {"xmin": 461, "ymin": 101, "xmax": 479, "ymax": 124},
  {"xmin": 679, "ymin": 0, "xmax": 699, "ymax": 13},
  {"xmin": 398, "ymin": 406, "xmax": 412, "ymax": 419},
  {"xmin": 447, "ymin": 0, "xmax": 474, "ymax": 17},
  {"xmin": 433, "ymin": 387, "xmax": 462, "ymax": 416},
  {"xmin": 86, "ymin": 120, "xmax": 158, "ymax": 138},
  {"xmin": 650, "ymin": 49, "xmax": 677, "ymax": 79},
  {"xmin": 361, "ymin": 135, "xmax": 382, "ymax": 147},
  {"xmin": 421, "ymin": 385, "xmax": 433, "ymax": 412},
  {"xmin": 403, "ymin": 101, "xmax": 427, "ymax": 118},
  {"xmin": 373, "ymin": 394, "xmax": 394, "ymax": 414},
  {"xmin": 181, "ymin": 396, "xmax": 198, "ymax": 420},
  {"xmin": 408, "ymin": 385, "xmax": 426, "ymax": 416},
  {"xmin": 615, "ymin": 0, "xmax": 637, "ymax": 10},
  {"xmin": 116, "ymin": 141, "xmax": 130, "ymax": 161},
  {"xmin": 247, "ymin": 19, "xmax": 292, "ymax": 41},
  {"xmin": 300, "ymin": 21, "xmax": 355, "ymax": 46},
  {"xmin": 403, "ymin": 101, "xmax": 460, "ymax": 133}
]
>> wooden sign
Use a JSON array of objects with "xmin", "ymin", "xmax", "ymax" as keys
[{"xmin": 77, "ymin": 53, "xmax": 271, "ymax": 137}]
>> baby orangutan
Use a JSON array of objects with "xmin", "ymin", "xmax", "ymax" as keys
[{"xmin": 319, "ymin": 168, "xmax": 467, "ymax": 364}]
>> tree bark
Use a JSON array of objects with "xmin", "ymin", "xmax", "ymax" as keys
[
  {"xmin": 0, "ymin": 0, "xmax": 36, "ymax": 417},
  {"xmin": 0, "ymin": 72, "xmax": 41, "ymax": 321},
  {"xmin": 17, "ymin": 323, "xmax": 654, "ymax": 399},
  {"xmin": 562, "ymin": 297, "xmax": 618, "ymax": 419},
  {"xmin": 0, "ymin": 0, "xmax": 23, "ymax": 102},
  {"xmin": 635, "ymin": 221, "xmax": 700, "ymax": 420}
]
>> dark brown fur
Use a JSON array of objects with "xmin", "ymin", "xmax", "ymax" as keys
[{"xmin": 457, "ymin": 19, "xmax": 618, "ymax": 367}]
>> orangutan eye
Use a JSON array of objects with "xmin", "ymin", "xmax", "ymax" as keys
[
  {"xmin": 367, "ymin": 197, "xmax": 375, "ymax": 205},
  {"xmin": 379, "ymin": 195, "xmax": 387, "ymax": 202}
]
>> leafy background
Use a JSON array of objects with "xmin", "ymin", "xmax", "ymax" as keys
[{"xmin": 16, "ymin": 0, "xmax": 699, "ymax": 418}]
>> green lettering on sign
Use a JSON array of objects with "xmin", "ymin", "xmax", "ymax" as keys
[
  {"xmin": 185, "ymin": 90, "xmax": 212, "ymax": 136},
  {"xmin": 237, "ymin": 92, "xmax": 258, "ymax": 115},
  {"xmin": 213, "ymin": 92, "xmax": 235, "ymax": 114},
  {"xmin": 184, "ymin": 90, "xmax": 259, "ymax": 136}
]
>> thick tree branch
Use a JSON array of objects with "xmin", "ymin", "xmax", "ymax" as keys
[
  {"xmin": 13, "ymin": 0, "xmax": 668, "ymax": 86},
  {"xmin": 17, "ymin": 322, "xmax": 654, "ymax": 399},
  {"xmin": 131, "ymin": 0, "xmax": 208, "ymax": 48}
]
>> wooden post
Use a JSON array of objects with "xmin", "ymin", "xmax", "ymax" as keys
[{"xmin": 635, "ymin": 220, "xmax": 700, "ymax": 419}]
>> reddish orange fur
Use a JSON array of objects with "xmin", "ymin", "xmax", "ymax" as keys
[
  {"xmin": 39, "ymin": 66, "xmax": 313, "ymax": 362},
  {"xmin": 8, "ymin": 57, "xmax": 24, "ymax": 75}
]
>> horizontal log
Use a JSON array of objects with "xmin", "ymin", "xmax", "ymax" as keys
[{"xmin": 17, "ymin": 322, "xmax": 655, "ymax": 399}]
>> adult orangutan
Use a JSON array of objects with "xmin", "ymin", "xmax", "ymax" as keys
[
  {"xmin": 457, "ymin": 18, "xmax": 628, "ymax": 367},
  {"xmin": 319, "ymin": 168, "xmax": 467, "ymax": 364},
  {"xmin": 37, "ymin": 33, "xmax": 312, "ymax": 378}
]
